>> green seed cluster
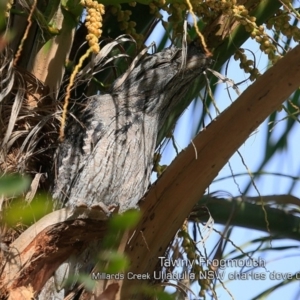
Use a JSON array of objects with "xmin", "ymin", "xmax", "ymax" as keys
[
  {"xmin": 230, "ymin": 5, "xmax": 281, "ymax": 69},
  {"xmin": 154, "ymin": 1, "xmax": 299, "ymax": 79},
  {"xmin": 166, "ymin": 2, "xmax": 187, "ymax": 34},
  {"xmin": 153, "ymin": 152, "xmax": 168, "ymax": 176},
  {"xmin": 178, "ymin": 223, "xmax": 213, "ymax": 298},
  {"xmin": 5, "ymin": 0, "xmax": 13, "ymax": 18},
  {"xmin": 267, "ymin": 9, "xmax": 300, "ymax": 43},
  {"xmin": 110, "ymin": 4, "xmax": 143, "ymax": 48},
  {"xmin": 233, "ymin": 49, "xmax": 260, "ymax": 81},
  {"xmin": 149, "ymin": 0, "xmax": 166, "ymax": 19},
  {"xmin": 203, "ymin": 0, "xmax": 236, "ymax": 15}
]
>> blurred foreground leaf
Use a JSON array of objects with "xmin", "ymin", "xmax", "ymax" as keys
[
  {"xmin": 101, "ymin": 250, "xmax": 130, "ymax": 274},
  {"xmin": 3, "ymin": 194, "xmax": 53, "ymax": 226},
  {"xmin": 109, "ymin": 209, "xmax": 141, "ymax": 231},
  {"xmin": 0, "ymin": 174, "xmax": 30, "ymax": 197}
]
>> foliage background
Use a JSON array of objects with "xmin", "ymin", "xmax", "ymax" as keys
[
  {"xmin": 148, "ymin": 4, "xmax": 300, "ymax": 299},
  {"xmin": 1, "ymin": 0, "xmax": 300, "ymax": 299}
]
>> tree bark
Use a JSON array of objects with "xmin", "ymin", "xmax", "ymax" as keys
[{"xmin": 1, "ymin": 207, "xmax": 108, "ymax": 297}]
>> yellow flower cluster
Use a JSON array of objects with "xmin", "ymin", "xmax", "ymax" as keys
[{"xmin": 80, "ymin": 0, "xmax": 105, "ymax": 53}]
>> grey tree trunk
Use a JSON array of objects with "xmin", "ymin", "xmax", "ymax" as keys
[{"xmin": 42, "ymin": 42, "xmax": 211, "ymax": 298}]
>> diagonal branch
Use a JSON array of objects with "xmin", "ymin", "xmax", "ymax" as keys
[{"xmin": 121, "ymin": 44, "xmax": 300, "ymax": 297}]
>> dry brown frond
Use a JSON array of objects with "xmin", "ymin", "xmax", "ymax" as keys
[
  {"xmin": 0, "ymin": 50, "xmax": 60, "ymax": 274},
  {"xmin": 0, "ymin": 49, "xmax": 59, "ymax": 179}
]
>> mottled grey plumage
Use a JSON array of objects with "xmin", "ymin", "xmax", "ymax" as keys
[
  {"xmin": 53, "ymin": 43, "xmax": 211, "ymax": 212},
  {"xmin": 41, "ymin": 42, "xmax": 212, "ymax": 300}
]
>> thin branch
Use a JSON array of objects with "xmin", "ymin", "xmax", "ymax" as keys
[{"xmin": 191, "ymin": 195, "xmax": 300, "ymax": 241}]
